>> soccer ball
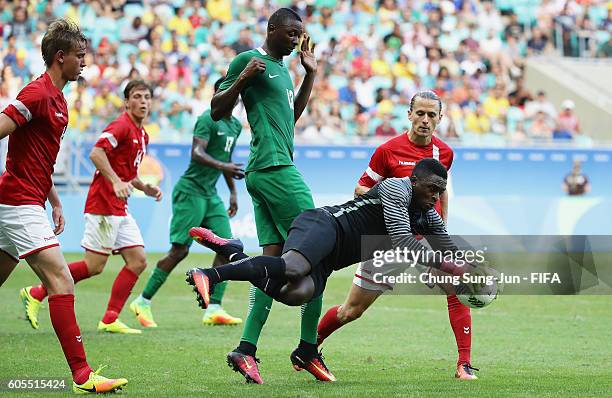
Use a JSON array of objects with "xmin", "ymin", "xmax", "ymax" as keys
[{"xmin": 456, "ymin": 277, "xmax": 499, "ymax": 309}]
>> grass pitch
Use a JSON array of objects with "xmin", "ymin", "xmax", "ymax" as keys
[{"xmin": 1, "ymin": 253, "xmax": 611, "ymax": 397}]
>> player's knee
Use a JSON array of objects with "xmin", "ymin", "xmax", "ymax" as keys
[
  {"xmin": 169, "ymin": 246, "xmax": 189, "ymax": 262},
  {"xmin": 284, "ymin": 264, "xmax": 308, "ymax": 281},
  {"xmin": 87, "ymin": 262, "xmax": 105, "ymax": 276},
  {"xmin": 337, "ymin": 304, "xmax": 364, "ymax": 323},
  {"xmin": 280, "ymin": 291, "xmax": 308, "ymax": 306},
  {"xmin": 127, "ymin": 257, "xmax": 147, "ymax": 275},
  {"xmin": 47, "ymin": 272, "xmax": 75, "ymax": 295}
]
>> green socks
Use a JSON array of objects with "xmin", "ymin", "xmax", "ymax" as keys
[
  {"xmin": 142, "ymin": 268, "xmax": 169, "ymax": 300},
  {"xmin": 240, "ymin": 286, "xmax": 273, "ymax": 346},
  {"xmin": 209, "ymin": 281, "xmax": 228, "ymax": 305},
  {"xmin": 239, "ymin": 287, "xmax": 323, "ymax": 347},
  {"xmin": 300, "ymin": 294, "xmax": 323, "ymax": 344}
]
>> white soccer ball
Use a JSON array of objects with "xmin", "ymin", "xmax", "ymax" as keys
[{"xmin": 456, "ymin": 278, "xmax": 499, "ymax": 309}]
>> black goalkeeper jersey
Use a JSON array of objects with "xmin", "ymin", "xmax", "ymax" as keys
[{"xmin": 321, "ymin": 177, "xmax": 457, "ymax": 271}]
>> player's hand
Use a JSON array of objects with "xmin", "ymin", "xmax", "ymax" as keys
[
  {"xmin": 52, "ymin": 206, "xmax": 65, "ymax": 235},
  {"xmin": 221, "ymin": 162, "xmax": 245, "ymax": 179},
  {"xmin": 228, "ymin": 192, "xmax": 238, "ymax": 218},
  {"xmin": 299, "ymin": 34, "xmax": 317, "ymax": 74},
  {"xmin": 238, "ymin": 58, "xmax": 266, "ymax": 81},
  {"xmin": 113, "ymin": 180, "xmax": 133, "ymax": 200},
  {"xmin": 144, "ymin": 184, "xmax": 163, "ymax": 201}
]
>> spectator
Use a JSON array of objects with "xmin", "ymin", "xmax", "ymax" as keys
[
  {"xmin": 168, "ymin": 7, "xmax": 194, "ymax": 37},
  {"xmin": 562, "ymin": 160, "xmax": 590, "ymax": 196},
  {"xmin": 374, "ymin": 114, "xmax": 398, "ymax": 137},
  {"xmin": 483, "ymin": 85, "xmax": 509, "ymax": 121},
  {"xmin": 504, "ymin": 12, "xmax": 524, "ymax": 41},
  {"xmin": 554, "ymin": 99, "xmax": 581, "ymax": 139},
  {"xmin": 231, "ymin": 28, "xmax": 254, "ymax": 55},
  {"xmin": 528, "ymin": 110, "xmax": 553, "ymax": 139},
  {"xmin": 12, "ymin": 49, "xmax": 30, "ymax": 82},
  {"xmin": 207, "ymin": 0, "xmax": 232, "ymax": 23},
  {"xmin": 527, "ymin": 27, "xmax": 550, "ymax": 55},
  {"xmin": 463, "ymin": 103, "xmax": 491, "ymax": 134},
  {"xmin": 508, "ymin": 77, "xmax": 533, "ymax": 108},
  {"xmin": 120, "ymin": 16, "xmax": 149, "ymax": 45},
  {"xmin": 525, "ymin": 90, "xmax": 557, "ymax": 119},
  {"xmin": 8, "ymin": 6, "xmax": 31, "ymax": 41},
  {"xmin": 478, "ymin": 0, "xmax": 503, "ymax": 34}
]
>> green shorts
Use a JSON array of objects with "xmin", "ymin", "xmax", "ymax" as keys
[
  {"xmin": 246, "ymin": 165, "xmax": 314, "ymax": 247},
  {"xmin": 169, "ymin": 188, "xmax": 232, "ymax": 246}
]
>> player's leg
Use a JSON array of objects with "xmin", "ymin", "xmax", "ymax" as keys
[
  {"xmin": 21, "ymin": 214, "xmax": 109, "ymax": 328},
  {"xmin": 98, "ymin": 215, "xmax": 146, "ymax": 334},
  {"xmin": 434, "ymin": 271, "xmax": 476, "ymax": 380},
  {"xmin": 317, "ymin": 282, "xmax": 381, "ymax": 345},
  {"xmin": 0, "ymin": 249, "xmax": 18, "ymax": 287},
  {"xmin": 25, "ymin": 246, "xmax": 127, "ymax": 392},
  {"xmin": 255, "ymin": 166, "xmax": 328, "ymax": 375},
  {"xmin": 130, "ymin": 243, "xmax": 189, "ymax": 327},
  {"xmin": 224, "ymin": 172, "xmax": 281, "ymax": 384},
  {"xmin": 202, "ymin": 195, "xmax": 242, "ymax": 325},
  {"xmin": 131, "ymin": 189, "xmax": 202, "ymax": 327},
  {"xmin": 318, "ymin": 256, "xmax": 401, "ymax": 345}
]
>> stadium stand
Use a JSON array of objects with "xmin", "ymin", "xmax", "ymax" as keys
[{"xmin": 0, "ymin": 0, "xmax": 610, "ymax": 145}]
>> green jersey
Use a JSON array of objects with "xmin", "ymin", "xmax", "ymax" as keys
[
  {"xmin": 174, "ymin": 110, "xmax": 242, "ymax": 197},
  {"xmin": 219, "ymin": 48, "xmax": 295, "ymax": 172}
]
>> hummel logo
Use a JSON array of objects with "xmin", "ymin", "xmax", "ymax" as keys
[
  {"xmin": 268, "ymin": 74, "xmax": 279, "ymax": 79},
  {"xmin": 217, "ymin": 131, "xmax": 226, "ymax": 135},
  {"xmin": 55, "ymin": 112, "xmax": 64, "ymax": 118},
  {"xmin": 76, "ymin": 335, "xmax": 82, "ymax": 342},
  {"xmin": 463, "ymin": 327, "xmax": 470, "ymax": 334},
  {"xmin": 44, "ymin": 236, "xmax": 56, "ymax": 241},
  {"xmin": 398, "ymin": 160, "xmax": 416, "ymax": 166},
  {"xmin": 133, "ymin": 139, "xmax": 138, "ymax": 143}
]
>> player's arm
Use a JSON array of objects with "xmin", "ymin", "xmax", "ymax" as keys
[
  {"xmin": 355, "ymin": 146, "xmax": 387, "ymax": 197},
  {"xmin": 294, "ymin": 34, "xmax": 317, "ymax": 122},
  {"xmin": 223, "ymin": 170, "xmax": 238, "ymax": 217},
  {"xmin": 89, "ymin": 147, "xmax": 132, "ymax": 200},
  {"xmin": 0, "ymin": 113, "xmax": 17, "ymax": 140},
  {"xmin": 130, "ymin": 176, "xmax": 162, "ymax": 201},
  {"xmin": 211, "ymin": 55, "xmax": 265, "ymax": 121},
  {"xmin": 47, "ymin": 184, "xmax": 65, "ymax": 235},
  {"xmin": 354, "ymin": 184, "xmax": 371, "ymax": 197},
  {"xmin": 191, "ymin": 136, "xmax": 245, "ymax": 179}
]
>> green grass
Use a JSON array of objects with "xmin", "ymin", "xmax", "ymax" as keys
[{"xmin": 1, "ymin": 253, "xmax": 611, "ymax": 397}]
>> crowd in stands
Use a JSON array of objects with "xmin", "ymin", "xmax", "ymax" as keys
[{"xmin": 1, "ymin": 0, "xmax": 609, "ymax": 145}]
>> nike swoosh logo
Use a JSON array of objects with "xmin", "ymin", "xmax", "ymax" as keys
[
  {"xmin": 242, "ymin": 358, "xmax": 252, "ymax": 369},
  {"xmin": 75, "ymin": 385, "xmax": 97, "ymax": 393},
  {"xmin": 268, "ymin": 74, "xmax": 279, "ymax": 79}
]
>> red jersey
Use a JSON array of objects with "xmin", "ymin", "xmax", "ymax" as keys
[
  {"xmin": 84, "ymin": 112, "xmax": 149, "ymax": 216},
  {"xmin": 357, "ymin": 132, "xmax": 454, "ymax": 215},
  {"xmin": 0, "ymin": 73, "xmax": 68, "ymax": 207}
]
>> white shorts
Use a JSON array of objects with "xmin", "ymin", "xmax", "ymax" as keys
[
  {"xmin": 0, "ymin": 204, "xmax": 60, "ymax": 261},
  {"xmin": 81, "ymin": 213, "xmax": 144, "ymax": 256},
  {"xmin": 353, "ymin": 261, "xmax": 435, "ymax": 293}
]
